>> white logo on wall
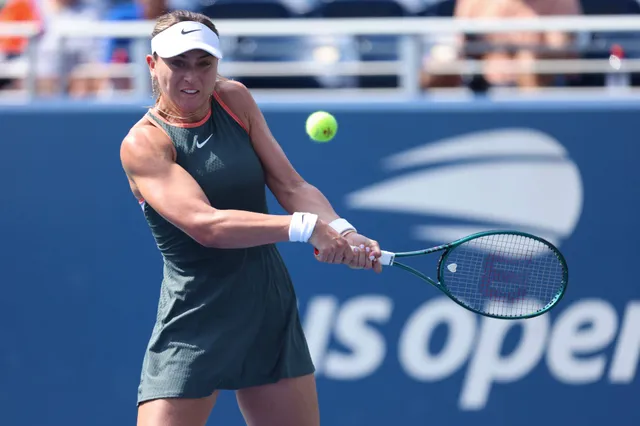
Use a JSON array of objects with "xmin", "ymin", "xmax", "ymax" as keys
[
  {"xmin": 345, "ymin": 128, "xmax": 584, "ymax": 246},
  {"xmin": 299, "ymin": 129, "xmax": 640, "ymax": 414}
]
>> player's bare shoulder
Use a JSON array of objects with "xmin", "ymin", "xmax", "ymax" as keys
[
  {"xmin": 214, "ymin": 79, "xmax": 254, "ymax": 130},
  {"xmin": 215, "ymin": 78, "xmax": 251, "ymax": 99},
  {"xmin": 120, "ymin": 117, "xmax": 176, "ymax": 177}
]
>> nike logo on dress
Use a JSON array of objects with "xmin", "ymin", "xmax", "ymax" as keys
[
  {"xmin": 195, "ymin": 134, "xmax": 213, "ymax": 149},
  {"xmin": 181, "ymin": 29, "xmax": 201, "ymax": 35}
]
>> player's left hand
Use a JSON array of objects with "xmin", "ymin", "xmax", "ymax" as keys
[{"xmin": 343, "ymin": 232, "xmax": 383, "ymax": 273}]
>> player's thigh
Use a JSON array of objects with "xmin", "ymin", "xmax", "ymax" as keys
[
  {"xmin": 137, "ymin": 391, "xmax": 219, "ymax": 426},
  {"xmin": 236, "ymin": 374, "xmax": 320, "ymax": 426}
]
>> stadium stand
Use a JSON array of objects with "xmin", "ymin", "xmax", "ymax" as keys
[
  {"xmin": 200, "ymin": 0, "xmax": 325, "ymax": 89},
  {"xmin": 1, "ymin": 0, "xmax": 640, "ymax": 99}
]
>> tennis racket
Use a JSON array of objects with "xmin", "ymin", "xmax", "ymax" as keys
[{"xmin": 323, "ymin": 230, "xmax": 569, "ymax": 320}]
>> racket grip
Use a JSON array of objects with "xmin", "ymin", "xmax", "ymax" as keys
[{"xmin": 313, "ymin": 246, "xmax": 396, "ymax": 266}]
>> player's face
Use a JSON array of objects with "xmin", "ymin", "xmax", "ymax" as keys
[{"xmin": 153, "ymin": 50, "xmax": 219, "ymax": 112}]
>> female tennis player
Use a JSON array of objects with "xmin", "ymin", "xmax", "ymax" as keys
[{"xmin": 119, "ymin": 10, "xmax": 382, "ymax": 426}]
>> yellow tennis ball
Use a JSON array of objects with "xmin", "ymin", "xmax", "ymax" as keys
[{"xmin": 306, "ymin": 111, "xmax": 338, "ymax": 142}]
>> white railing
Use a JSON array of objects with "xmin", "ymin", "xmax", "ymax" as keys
[
  {"xmin": 11, "ymin": 15, "xmax": 640, "ymax": 36},
  {"xmin": 1, "ymin": 15, "xmax": 640, "ymax": 101}
]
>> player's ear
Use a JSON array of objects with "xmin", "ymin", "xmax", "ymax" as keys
[{"xmin": 146, "ymin": 54, "xmax": 157, "ymax": 75}]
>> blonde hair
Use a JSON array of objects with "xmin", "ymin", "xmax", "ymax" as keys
[{"xmin": 150, "ymin": 10, "xmax": 227, "ymax": 104}]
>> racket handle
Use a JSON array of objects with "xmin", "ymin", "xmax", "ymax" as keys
[{"xmin": 313, "ymin": 246, "xmax": 396, "ymax": 266}]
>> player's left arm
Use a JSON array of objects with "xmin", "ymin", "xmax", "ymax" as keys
[{"xmin": 216, "ymin": 80, "xmax": 381, "ymax": 271}]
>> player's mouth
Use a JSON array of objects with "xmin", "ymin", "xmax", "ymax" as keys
[{"xmin": 181, "ymin": 89, "xmax": 199, "ymax": 95}]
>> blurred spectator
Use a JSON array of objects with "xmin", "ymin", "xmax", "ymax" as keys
[
  {"xmin": 101, "ymin": 0, "xmax": 167, "ymax": 92},
  {"xmin": 421, "ymin": 0, "xmax": 583, "ymax": 91},
  {"xmin": 103, "ymin": 0, "xmax": 167, "ymax": 63},
  {"xmin": 396, "ymin": 0, "xmax": 441, "ymax": 14},
  {"xmin": 0, "ymin": 0, "xmax": 40, "ymax": 90},
  {"xmin": 278, "ymin": 0, "xmax": 316, "ymax": 15},
  {"xmin": 0, "ymin": 0, "xmax": 39, "ymax": 58},
  {"xmin": 33, "ymin": 0, "xmax": 103, "ymax": 96}
]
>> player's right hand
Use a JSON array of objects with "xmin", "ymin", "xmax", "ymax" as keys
[{"xmin": 309, "ymin": 220, "xmax": 355, "ymax": 265}]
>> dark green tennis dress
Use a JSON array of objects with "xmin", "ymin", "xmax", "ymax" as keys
[{"xmin": 136, "ymin": 92, "xmax": 314, "ymax": 405}]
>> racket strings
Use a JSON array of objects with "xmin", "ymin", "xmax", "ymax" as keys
[{"xmin": 442, "ymin": 234, "xmax": 566, "ymax": 318}]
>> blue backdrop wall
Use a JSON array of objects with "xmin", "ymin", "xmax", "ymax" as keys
[{"xmin": 1, "ymin": 100, "xmax": 638, "ymax": 426}]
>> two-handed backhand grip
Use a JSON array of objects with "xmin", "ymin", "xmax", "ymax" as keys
[{"xmin": 313, "ymin": 246, "xmax": 395, "ymax": 266}]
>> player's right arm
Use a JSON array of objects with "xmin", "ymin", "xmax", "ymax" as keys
[{"xmin": 119, "ymin": 125, "xmax": 352, "ymax": 262}]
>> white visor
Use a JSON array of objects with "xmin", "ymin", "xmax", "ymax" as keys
[{"xmin": 151, "ymin": 21, "xmax": 223, "ymax": 59}]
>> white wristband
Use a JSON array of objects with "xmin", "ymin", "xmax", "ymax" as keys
[
  {"xmin": 289, "ymin": 212, "xmax": 318, "ymax": 243},
  {"xmin": 329, "ymin": 218, "xmax": 357, "ymax": 235}
]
